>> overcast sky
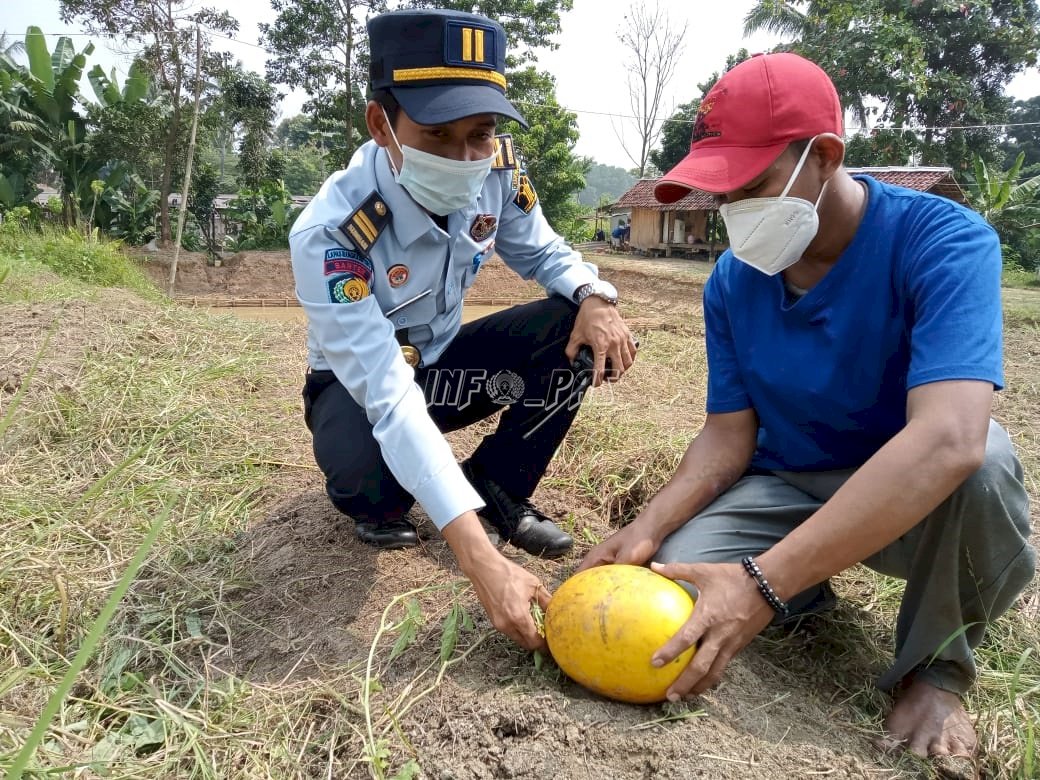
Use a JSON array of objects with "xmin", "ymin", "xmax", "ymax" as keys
[{"xmin": 5, "ymin": 0, "xmax": 1040, "ymax": 169}]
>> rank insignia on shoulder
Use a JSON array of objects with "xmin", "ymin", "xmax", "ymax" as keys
[
  {"xmin": 338, "ymin": 191, "xmax": 391, "ymax": 256},
  {"xmin": 492, "ymin": 134, "xmax": 517, "ymax": 171},
  {"xmin": 513, "ymin": 172, "xmax": 538, "ymax": 214}
]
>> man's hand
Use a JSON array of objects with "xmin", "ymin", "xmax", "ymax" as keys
[
  {"xmin": 648, "ymin": 560, "xmax": 774, "ymax": 700},
  {"xmin": 443, "ymin": 509, "xmax": 550, "ymax": 651},
  {"xmin": 466, "ymin": 554, "xmax": 551, "ymax": 651},
  {"xmin": 566, "ymin": 297, "xmax": 636, "ymax": 386},
  {"xmin": 575, "ymin": 517, "xmax": 661, "ymax": 573}
]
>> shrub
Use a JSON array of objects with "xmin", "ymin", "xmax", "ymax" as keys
[
  {"xmin": 224, "ymin": 179, "xmax": 301, "ymax": 250},
  {"xmin": 0, "ymin": 224, "xmax": 155, "ymax": 294},
  {"xmin": 105, "ymin": 175, "xmax": 160, "ymax": 246}
]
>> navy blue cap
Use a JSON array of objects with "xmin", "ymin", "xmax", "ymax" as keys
[{"xmin": 367, "ymin": 9, "xmax": 527, "ymax": 128}]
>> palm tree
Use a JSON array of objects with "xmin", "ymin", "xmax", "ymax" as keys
[
  {"xmin": 0, "ymin": 31, "xmax": 26, "ymax": 62},
  {"xmin": 741, "ymin": 2, "xmax": 872, "ymax": 128},
  {"xmin": 742, "ymin": 0, "xmax": 813, "ymax": 38}
]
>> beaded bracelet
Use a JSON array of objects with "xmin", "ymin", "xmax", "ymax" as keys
[{"xmin": 741, "ymin": 555, "xmax": 790, "ymax": 618}]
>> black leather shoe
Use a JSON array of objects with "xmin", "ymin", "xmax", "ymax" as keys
[
  {"xmin": 355, "ymin": 518, "xmax": 419, "ymax": 549},
  {"xmin": 462, "ymin": 461, "xmax": 573, "ymax": 558}
]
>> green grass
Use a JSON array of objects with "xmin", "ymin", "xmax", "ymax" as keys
[
  {"xmin": 0, "ymin": 223, "xmax": 160, "ymax": 303},
  {"xmin": 0, "ymin": 275, "xmax": 305, "ymax": 775},
  {"xmin": 1003, "ymin": 266, "xmax": 1040, "ymax": 290},
  {"xmin": 847, "ymin": 569, "xmax": 1040, "ymax": 779},
  {"xmin": 1003, "ymin": 287, "xmax": 1040, "ymax": 326},
  {"xmin": 0, "ymin": 240, "xmax": 1037, "ymax": 777}
]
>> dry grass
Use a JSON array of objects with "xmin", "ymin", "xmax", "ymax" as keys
[{"xmin": 0, "ymin": 243, "xmax": 1037, "ymax": 778}]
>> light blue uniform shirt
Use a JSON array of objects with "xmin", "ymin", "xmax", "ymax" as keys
[{"xmin": 289, "ymin": 139, "xmax": 601, "ymax": 530}]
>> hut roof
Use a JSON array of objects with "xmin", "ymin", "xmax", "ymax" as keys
[
  {"xmin": 846, "ymin": 166, "xmax": 966, "ymax": 203},
  {"xmin": 615, "ymin": 179, "xmax": 716, "ymax": 211},
  {"xmin": 615, "ymin": 166, "xmax": 966, "ymax": 211}
]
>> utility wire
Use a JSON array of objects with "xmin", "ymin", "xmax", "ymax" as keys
[{"xmin": 16, "ymin": 28, "xmax": 1040, "ymax": 136}]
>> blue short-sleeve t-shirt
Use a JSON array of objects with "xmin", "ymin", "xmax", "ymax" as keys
[{"xmin": 704, "ymin": 174, "xmax": 1004, "ymax": 471}]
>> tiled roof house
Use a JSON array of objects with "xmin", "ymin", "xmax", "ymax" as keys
[{"xmin": 613, "ymin": 167, "xmax": 967, "ymax": 257}]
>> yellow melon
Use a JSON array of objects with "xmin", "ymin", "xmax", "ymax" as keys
[{"xmin": 545, "ymin": 564, "xmax": 696, "ymax": 704}]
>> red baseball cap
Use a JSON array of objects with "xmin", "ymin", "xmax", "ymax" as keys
[{"xmin": 655, "ymin": 53, "xmax": 843, "ymax": 202}]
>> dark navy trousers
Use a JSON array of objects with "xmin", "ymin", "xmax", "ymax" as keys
[{"xmin": 303, "ymin": 296, "xmax": 583, "ymax": 525}]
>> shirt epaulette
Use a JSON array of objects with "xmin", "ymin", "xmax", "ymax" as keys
[
  {"xmin": 338, "ymin": 191, "xmax": 392, "ymax": 256},
  {"xmin": 492, "ymin": 134, "xmax": 517, "ymax": 171}
]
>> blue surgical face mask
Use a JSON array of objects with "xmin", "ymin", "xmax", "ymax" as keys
[{"xmin": 382, "ymin": 109, "xmax": 495, "ymax": 216}]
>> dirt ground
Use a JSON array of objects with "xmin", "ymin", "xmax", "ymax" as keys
[
  {"xmin": 64, "ymin": 248, "xmax": 1033, "ymax": 777},
  {"xmin": 144, "ymin": 248, "xmax": 551, "ymax": 302}
]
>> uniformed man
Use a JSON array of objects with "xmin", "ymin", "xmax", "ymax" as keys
[{"xmin": 289, "ymin": 8, "xmax": 637, "ymax": 650}]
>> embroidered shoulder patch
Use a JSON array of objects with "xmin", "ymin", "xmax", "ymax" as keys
[
  {"xmin": 324, "ymin": 247, "xmax": 374, "ymax": 304},
  {"xmin": 338, "ymin": 191, "xmax": 391, "ymax": 257},
  {"xmin": 492, "ymin": 134, "xmax": 517, "ymax": 171},
  {"xmin": 324, "ymin": 247, "xmax": 374, "ymax": 278},
  {"xmin": 327, "ymin": 274, "xmax": 370, "ymax": 304},
  {"xmin": 513, "ymin": 172, "xmax": 538, "ymax": 214}
]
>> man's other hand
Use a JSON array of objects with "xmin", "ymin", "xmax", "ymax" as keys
[
  {"xmin": 648, "ymin": 560, "xmax": 774, "ymax": 700},
  {"xmin": 567, "ymin": 297, "xmax": 637, "ymax": 387}
]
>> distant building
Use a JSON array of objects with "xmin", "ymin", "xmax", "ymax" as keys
[
  {"xmin": 31, "ymin": 186, "xmax": 60, "ymax": 207},
  {"xmin": 614, "ymin": 166, "xmax": 967, "ymax": 258}
]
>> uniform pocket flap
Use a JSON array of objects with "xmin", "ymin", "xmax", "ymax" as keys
[{"xmin": 387, "ymin": 291, "xmax": 438, "ymax": 329}]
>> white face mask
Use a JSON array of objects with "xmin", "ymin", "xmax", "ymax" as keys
[
  {"xmin": 718, "ymin": 136, "xmax": 828, "ymax": 276},
  {"xmin": 382, "ymin": 109, "xmax": 494, "ymax": 216}
]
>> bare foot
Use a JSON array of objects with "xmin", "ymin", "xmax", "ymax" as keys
[{"xmin": 874, "ymin": 678, "xmax": 977, "ymax": 759}]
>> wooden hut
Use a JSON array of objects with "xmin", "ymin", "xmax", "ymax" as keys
[
  {"xmin": 614, "ymin": 166, "xmax": 967, "ymax": 257},
  {"xmin": 614, "ymin": 180, "xmax": 720, "ymax": 258}
]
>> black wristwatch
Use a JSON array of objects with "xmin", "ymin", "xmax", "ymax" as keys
[{"xmin": 573, "ymin": 280, "xmax": 619, "ymax": 306}]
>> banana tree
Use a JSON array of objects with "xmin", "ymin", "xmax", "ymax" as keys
[
  {"xmin": 968, "ymin": 152, "xmax": 1040, "ymax": 270},
  {"xmin": 0, "ymin": 45, "xmax": 48, "ymax": 209},
  {"xmin": 1, "ymin": 26, "xmax": 97, "ymax": 224},
  {"xmin": 88, "ymin": 59, "xmax": 150, "ymax": 108},
  {"xmin": 85, "ymin": 59, "xmax": 155, "ymax": 229},
  {"xmin": 105, "ymin": 172, "xmax": 159, "ymax": 245}
]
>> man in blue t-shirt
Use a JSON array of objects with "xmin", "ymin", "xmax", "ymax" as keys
[
  {"xmin": 579, "ymin": 53, "xmax": 1035, "ymax": 761},
  {"xmin": 611, "ymin": 220, "xmax": 625, "ymax": 250}
]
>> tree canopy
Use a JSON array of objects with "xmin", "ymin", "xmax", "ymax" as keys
[
  {"xmin": 649, "ymin": 50, "xmax": 750, "ymax": 176},
  {"xmin": 60, "ymin": 0, "xmax": 239, "ymax": 243},
  {"xmin": 504, "ymin": 67, "xmax": 589, "ymax": 232},
  {"xmin": 744, "ymin": 0, "xmax": 1040, "ymax": 171},
  {"xmin": 1001, "ymin": 96, "xmax": 1040, "ymax": 172}
]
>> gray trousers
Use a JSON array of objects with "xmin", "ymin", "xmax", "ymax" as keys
[{"xmin": 654, "ymin": 420, "xmax": 1036, "ymax": 695}]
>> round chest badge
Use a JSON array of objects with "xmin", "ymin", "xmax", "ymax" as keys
[{"xmin": 387, "ymin": 264, "xmax": 409, "ymax": 288}]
